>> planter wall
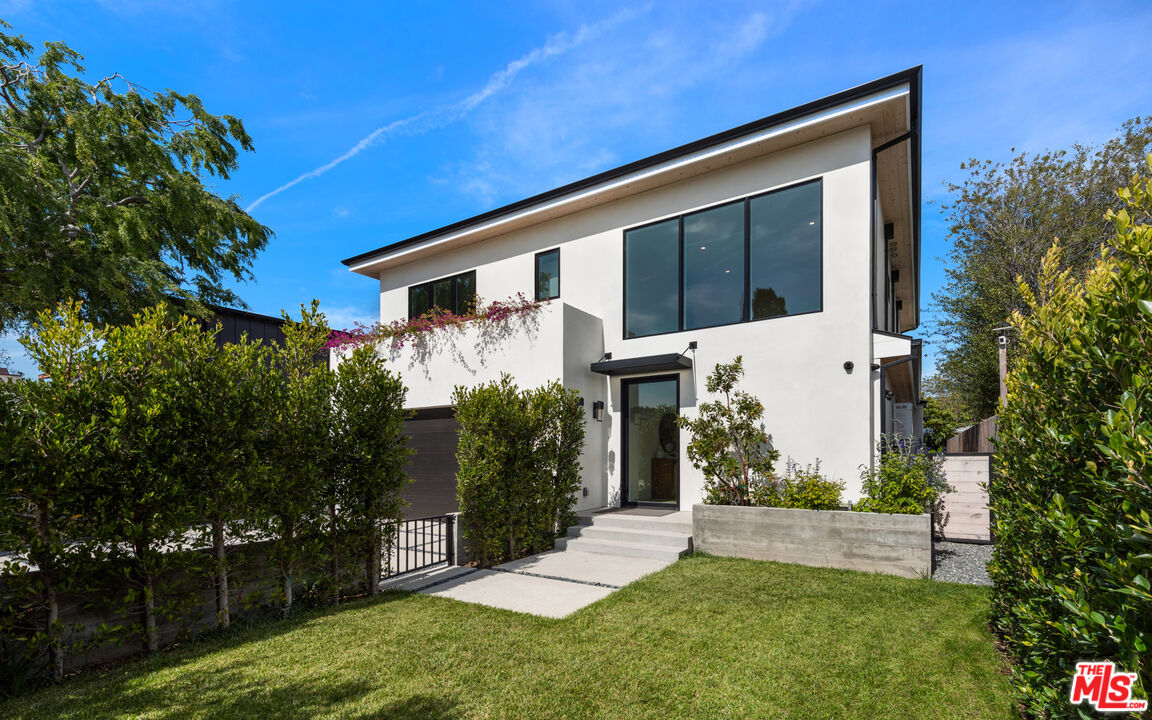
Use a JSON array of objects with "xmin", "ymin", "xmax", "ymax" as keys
[{"xmin": 692, "ymin": 503, "xmax": 931, "ymax": 579}]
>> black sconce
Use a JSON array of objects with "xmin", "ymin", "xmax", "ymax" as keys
[{"xmin": 592, "ymin": 400, "xmax": 605, "ymax": 422}]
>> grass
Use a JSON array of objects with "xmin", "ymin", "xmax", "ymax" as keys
[{"xmin": 1, "ymin": 555, "xmax": 1016, "ymax": 719}]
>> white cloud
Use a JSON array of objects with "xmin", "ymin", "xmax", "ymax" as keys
[
  {"xmin": 245, "ymin": 6, "xmax": 650, "ymax": 212},
  {"xmin": 320, "ymin": 303, "xmax": 378, "ymax": 331},
  {"xmin": 437, "ymin": 4, "xmax": 811, "ymax": 204}
]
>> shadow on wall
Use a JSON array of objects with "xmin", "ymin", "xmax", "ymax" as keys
[{"xmin": 385, "ymin": 307, "xmax": 545, "ymax": 380}]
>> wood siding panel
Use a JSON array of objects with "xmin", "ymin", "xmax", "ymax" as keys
[{"xmin": 939, "ymin": 454, "xmax": 991, "ymax": 542}]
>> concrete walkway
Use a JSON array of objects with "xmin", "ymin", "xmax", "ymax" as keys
[
  {"xmin": 380, "ymin": 550, "xmax": 674, "ymax": 618},
  {"xmin": 380, "ymin": 509, "xmax": 692, "ymax": 618}
]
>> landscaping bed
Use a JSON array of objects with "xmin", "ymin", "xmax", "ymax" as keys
[{"xmin": 1, "ymin": 554, "xmax": 1015, "ymax": 720}]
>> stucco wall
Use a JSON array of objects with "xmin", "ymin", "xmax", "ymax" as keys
[{"xmin": 368, "ymin": 126, "xmax": 881, "ymax": 504}]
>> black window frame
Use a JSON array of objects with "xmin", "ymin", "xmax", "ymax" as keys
[
  {"xmin": 407, "ymin": 270, "xmax": 477, "ymax": 319},
  {"xmin": 622, "ymin": 178, "xmax": 823, "ymax": 340},
  {"xmin": 534, "ymin": 248, "xmax": 560, "ymax": 301}
]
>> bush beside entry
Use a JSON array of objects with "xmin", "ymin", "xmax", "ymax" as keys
[
  {"xmin": 988, "ymin": 166, "xmax": 1152, "ymax": 718},
  {"xmin": 679, "ymin": 357, "xmax": 843, "ymax": 510},
  {"xmin": 453, "ymin": 375, "xmax": 585, "ymax": 567}
]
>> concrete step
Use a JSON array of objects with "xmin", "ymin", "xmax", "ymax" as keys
[
  {"xmin": 553, "ymin": 536, "xmax": 690, "ymax": 562},
  {"xmin": 584, "ymin": 514, "xmax": 692, "ymax": 534},
  {"xmin": 566, "ymin": 524, "xmax": 692, "ymax": 548}
]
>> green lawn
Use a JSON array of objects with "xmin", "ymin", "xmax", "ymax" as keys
[{"xmin": 2, "ymin": 555, "xmax": 1016, "ymax": 719}]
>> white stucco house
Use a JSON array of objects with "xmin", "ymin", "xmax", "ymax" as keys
[{"xmin": 339, "ymin": 67, "xmax": 924, "ymax": 518}]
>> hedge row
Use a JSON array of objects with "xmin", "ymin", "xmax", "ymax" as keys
[
  {"xmin": 453, "ymin": 375, "xmax": 585, "ymax": 567},
  {"xmin": 0, "ymin": 301, "xmax": 410, "ymax": 690},
  {"xmin": 989, "ymin": 169, "xmax": 1152, "ymax": 717}
]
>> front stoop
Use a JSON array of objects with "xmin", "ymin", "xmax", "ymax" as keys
[{"xmin": 555, "ymin": 510, "xmax": 693, "ymax": 562}]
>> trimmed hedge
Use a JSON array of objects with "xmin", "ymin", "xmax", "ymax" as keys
[
  {"xmin": 453, "ymin": 375, "xmax": 585, "ymax": 567},
  {"xmin": 989, "ymin": 169, "xmax": 1152, "ymax": 717}
]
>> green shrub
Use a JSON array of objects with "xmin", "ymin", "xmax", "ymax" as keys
[
  {"xmin": 678, "ymin": 356, "xmax": 779, "ymax": 506},
  {"xmin": 853, "ymin": 434, "xmax": 949, "ymax": 517},
  {"xmin": 988, "ymin": 166, "xmax": 1152, "ymax": 717},
  {"xmin": 453, "ymin": 375, "xmax": 584, "ymax": 567},
  {"xmin": 780, "ymin": 459, "xmax": 844, "ymax": 510}
]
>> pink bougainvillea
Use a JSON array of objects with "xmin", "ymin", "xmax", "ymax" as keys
[{"xmin": 325, "ymin": 293, "xmax": 546, "ymax": 351}]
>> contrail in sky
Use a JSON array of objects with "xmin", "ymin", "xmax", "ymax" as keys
[{"xmin": 245, "ymin": 7, "xmax": 646, "ymax": 212}]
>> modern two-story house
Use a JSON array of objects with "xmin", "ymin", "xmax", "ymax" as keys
[{"xmin": 340, "ymin": 67, "xmax": 924, "ymax": 518}]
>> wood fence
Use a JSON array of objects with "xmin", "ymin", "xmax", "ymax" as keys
[
  {"xmin": 938, "ymin": 453, "xmax": 992, "ymax": 543},
  {"xmin": 946, "ymin": 416, "xmax": 997, "ymax": 453}
]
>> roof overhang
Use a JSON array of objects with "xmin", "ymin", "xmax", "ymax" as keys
[
  {"xmin": 343, "ymin": 67, "xmax": 922, "ymax": 281},
  {"xmin": 590, "ymin": 353, "xmax": 692, "ymax": 376}
]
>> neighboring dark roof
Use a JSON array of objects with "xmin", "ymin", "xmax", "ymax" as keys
[
  {"xmin": 343, "ymin": 66, "xmax": 923, "ymax": 268},
  {"xmin": 590, "ymin": 353, "xmax": 693, "ymax": 376},
  {"xmin": 207, "ymin": 304, "xmax": 285, "ymax": 347}
]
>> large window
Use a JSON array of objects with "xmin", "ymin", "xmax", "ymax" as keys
[
  {"xmin": 408, "ymin": 270, "xmax": 476, "ymax": 319},
  {"xmin": 624, "ymin": 218, "xmax": 680, "ymax": 337},
  {"xmin": 623, "ymin": 179, "xmax": 821, "ymax": 338},
  {"xmin": 535, "ymin": 249, "xmax": 560, "ymax": 300}
]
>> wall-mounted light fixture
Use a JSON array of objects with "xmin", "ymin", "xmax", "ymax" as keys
[{"xmin": 592, "ymin": 400, "xmax": 605, "ymax": 422}]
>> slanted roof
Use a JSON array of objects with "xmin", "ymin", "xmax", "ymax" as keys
[{"xmin": 343, "ymin": 66, "xmax": 922, "ymax": 328}]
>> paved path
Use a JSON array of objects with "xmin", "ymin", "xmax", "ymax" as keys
[{"xmin": 380, "ymin": 549, "xmax": 675, "ymax": 618}]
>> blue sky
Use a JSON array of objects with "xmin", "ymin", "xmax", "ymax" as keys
[{"xmin": 3, "ymin": 0, "xmax": 1151, "ymax": 376}]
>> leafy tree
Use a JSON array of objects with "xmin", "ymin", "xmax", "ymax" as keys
[
  {"xmin": 332, "ymin": 346, "xmax": 411, "ymax": 595},
  {"xmin": 989, "ymin": 167, "xmax": 1152, "ymax": 717},
  {"xmin": 931, "ymin": 118, "xmax": 1152, "ymax": 422},
  {"xmin": 186, "ymin": 334, "xmax": 275, "ymax": 629},
  {"xmin": 0, "ymin": 21, "xmax": 270, "ymax": 334},
  {"xmin": 84, "ymin": 306, "xmax": 207, "ymax": 653},
  {"xmin": 678, "ymin": 356, "xmax": 779, "ymax": 506},
  {"xmin": 921, "ymin": 396, "xmax": 958, "ymax": 451},
  {"xmin": 0, "ymin": 301, "xmax": 103, "ymax": 680},
  {"xmin": 260, "ymin": 301, "xmax": 332, "ymax": 615}
]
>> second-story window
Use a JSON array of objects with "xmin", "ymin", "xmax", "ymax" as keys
[
  {"xmin": 408, "ymin": 270, "xmax": 476, "ymax": 319},
  {"xmin": 535, "ymin": 249, "xmax": 560, "ymax": 301},
  {"xmin": 623, "ymin": 178, "xmax": 822, "ymax": 339}
]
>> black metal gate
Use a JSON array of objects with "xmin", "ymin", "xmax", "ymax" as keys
[{"xmin": 382, "ymin": 514, "xmax": 454, "ymax": 579}]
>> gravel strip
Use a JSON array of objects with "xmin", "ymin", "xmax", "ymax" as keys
[{"xmin": 933, "ymin": 541, "xmax": 993, "ymax": 586}]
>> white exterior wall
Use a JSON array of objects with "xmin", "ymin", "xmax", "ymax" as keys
[{"xmin": 368, "ymin": 126, "xmax": 881, "ymax": 504}]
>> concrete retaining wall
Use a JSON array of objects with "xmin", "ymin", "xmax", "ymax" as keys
[{"xmin": 692, "ymin": 503, "xmax": 932, "ymax": 579}]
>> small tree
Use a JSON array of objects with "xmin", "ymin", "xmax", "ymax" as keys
[
  {"xmin": 454, "ymin": 375, "xmax": 536, "ymax": 566},
  {"xmin": 0, "ymin": 301, "xmax": 103, "ymax": 680},
  {"xmin": 87, "ymin": 305, "xmax": 206, "ymax": 653},
  {"xmin": 678, "ymin": 356, "xmax": 779, "ymax": 506},
  {"xmin": 529, "ymin": 380, "xmax": 585, "ymax": 541},
  {"xmin": 186, "ymin": 334, "xmax": 276, "ymax": 629},
  {"xmin": 259, "ymin": 301, "xmax": 333, "ymax": 615},
  {"xmin": 332, "ymin": 345, "xmax": 412, "ymax": 594},
  {"xmin": 921, "ymin": 396, "xmax": 958, "ymax": 451}
]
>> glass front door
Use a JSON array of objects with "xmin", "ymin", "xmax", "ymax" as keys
[{"xmin": 623, "ymin": 376, "xmax": 679, "ymax": 505}]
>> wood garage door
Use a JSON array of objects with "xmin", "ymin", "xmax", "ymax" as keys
[{"xmin": 401, "ymin": 407, "xmax": 460, "ymax": 519}]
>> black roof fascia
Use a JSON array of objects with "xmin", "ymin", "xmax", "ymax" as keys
[
  {"xmin": 342, "ymin": 66, "xmax": 923, "ymax": 268},
  {"xmin": 590, "ymin": 353, "xmax": 692, "ymax": 376}
]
